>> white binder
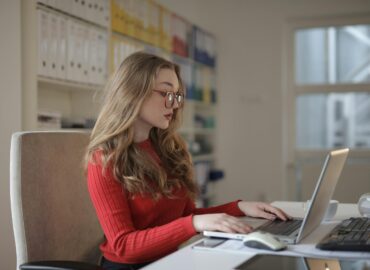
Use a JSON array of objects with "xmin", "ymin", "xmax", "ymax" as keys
[
  {"xmin": 48, "ymin": 12, "xmax": 58, "ymax": 78},
  {"xmin": 66, "ymin": 19, "xmax": 77, "ymax": 82},
  {"xmin": 96, "ymin": 30, "xmax": 108, "ymax": 85},
  {"xmin": 101, "ymin": 0, "xmax": 110, "ymax": 27},
  {"xmin": 75, "ymin": 0, "xmax": 82, "ymax": 19},
  {"xmin": 90, "ymin": 0, "xmax": 99, "ymax": 24},
  {"xmin": 37, "ymin": 9, "xmax": 49, "ymax": 77},
  {"xmin": 69, "ymin": 0, "xmax": 81, "ymax": 19},
  {"xmin": 83, "ymin": 0, "xmax": 93, "ymax": 22},
  {"xmin": 77, "ymin": 0, "xmax": 87, "ymax": 21},
  {"xmin": 81, "ymin": 24, "xmax": 90, "ymax": 84},
  {"xmin": 56, "ymin": 0, "xmax": 72, "ymax": 15},
  {"xmin": 88, "ymin": 28, "xmax": 99, "ymax": 84},
  {"xmin": 56, "ymin": 15, "xmax": 67, "ymax": 80}
]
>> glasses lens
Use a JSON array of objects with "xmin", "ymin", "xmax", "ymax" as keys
[
  {"xmin": 164, "ymin": 92, "xmax": 184, "ymax": 108},
  {"xmin": 165, "ymin": 93, "xmax": 174, "ymax": 108},
  {"xmin": 177, "ymin": 94, "xmax": 183, "ymax": 104}
]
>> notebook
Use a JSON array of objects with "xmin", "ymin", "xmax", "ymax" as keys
[{"xmin": 204, "ymin": 148, "xmax": 349, "ymax": 244}]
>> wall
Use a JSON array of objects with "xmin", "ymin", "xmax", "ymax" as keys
[
  {"xmin": 0, "ymin": 0, "xmax": 22, "ymax": 269},
  {"xmin": 158, "ymin": 0, "xmax": 370, "ymax": 204}
]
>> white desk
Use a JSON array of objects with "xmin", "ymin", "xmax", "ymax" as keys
[{"xmin": 142, "ymin": 201, "xmax": 363, "ymax": 270}]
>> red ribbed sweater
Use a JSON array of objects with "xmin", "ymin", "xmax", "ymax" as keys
[{"xmin": 87, "ymin": 139, "xmax": 244, "ymax": 264}]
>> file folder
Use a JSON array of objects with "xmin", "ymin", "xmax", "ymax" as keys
[
  {"xmin": 89, "ymin": 28, "xmax": 99, "ymax": 84},
  {"xmin": 81, "ymin": 23, "xmax": 90, "ymax": 83},
  {"xmin": 56, "ymin": 15, "xmax": 67, "ymax": 80},
  {"xmin": 96, "ymin": 30, "xmax": 108, "ymax": 84},
  {"xmin": 66, "ymin": 19, "xmax": 78, "ymax": 82},
  {"xmin": 48, "ymin": 12, "xmax": 58, "ymax": 78},
  {"xmin": 37, "ymin": 9, "xmax": 49, "ymax": 77}
]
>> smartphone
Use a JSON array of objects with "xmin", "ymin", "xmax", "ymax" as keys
[{"xmin": 192, "ymin": 238, "xmax": 226, "ymax": 250}]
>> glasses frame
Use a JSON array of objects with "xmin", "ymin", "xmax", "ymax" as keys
[{"xmin": 153, "ymin": 89, "xmax": 185, "ymax": 109}]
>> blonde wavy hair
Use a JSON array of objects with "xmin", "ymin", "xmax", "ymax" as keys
[{"xmin": 85, "ymin": 51, "xmax": 198, "ymax": 200}]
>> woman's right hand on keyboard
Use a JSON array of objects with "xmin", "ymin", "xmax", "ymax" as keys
[{"xmin": 192, "ymin": 213, "xmax": 253, "ymax": 233}]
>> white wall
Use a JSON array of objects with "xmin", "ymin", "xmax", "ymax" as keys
[
  {"xmin": 0, "ymin": 0, "xmax": 22, "ymax": 269},
  {"xmin": 158, "ymin": 0, "xmax": 370, "ymax": 204}
]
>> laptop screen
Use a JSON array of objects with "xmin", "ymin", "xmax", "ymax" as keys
[{"xmin": 296, "ymin": 148, "xmax": 349, "ymax": 243}]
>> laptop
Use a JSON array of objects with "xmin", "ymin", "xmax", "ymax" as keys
[{"xmin": 204, "ymin": 148, "xmax": 349, "ymax": 244}]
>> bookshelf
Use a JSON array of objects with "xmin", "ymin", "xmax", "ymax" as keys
[
  {"xmin": 22, "ymin": 0, "xmax": 219, "ymax": 206},
  {"xmin": 21, "ymin": 0, "xmax": 108, "ymax": 130}
]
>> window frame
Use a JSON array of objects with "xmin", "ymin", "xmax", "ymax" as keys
[{"xmin": 282, "ymin": 13, "xmax": 370, "ymax": 200}]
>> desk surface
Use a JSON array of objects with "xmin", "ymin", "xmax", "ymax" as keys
[{"xmin": 142, "ymin": 201, "xmax": 362, "ymax": 270}]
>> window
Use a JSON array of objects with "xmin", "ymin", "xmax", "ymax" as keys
[
  {"xmin": 295, "ymin": 25, "xmax": 370, "ymax": 149},
  {"xmin": 284, "ymin": 17, "xmax": 370, "ymax": 202}
]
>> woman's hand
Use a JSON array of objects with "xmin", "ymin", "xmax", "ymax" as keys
[
  {"xmin": 237, "ymin": 201, "xmax": 291, "ymax": 221},
  {"xmin": 192, "ymin": 213, "xmax": 253, "ymax": 233}
]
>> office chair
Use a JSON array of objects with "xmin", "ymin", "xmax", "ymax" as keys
[{"xmin": 10, "ymin": 131, "xmax": 105, "ymax": 270}]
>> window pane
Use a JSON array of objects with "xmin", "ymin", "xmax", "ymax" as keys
[
  {"xmin": 296, "ymin": 92, "xmax": 370, "ymax": 149},
  {"xmin": 338, "ymin": 25, "xmax": 370, "ymax": 83},
  {"xmin": 295, "ymin": 25, "xmax": 370, "ymax": 85},
  {"xmin": 295, "ymin": 29, "xmax": 327, "ymax": 85}
]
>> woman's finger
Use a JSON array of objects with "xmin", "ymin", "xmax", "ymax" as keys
[
  {"xmin": 263, "ymin": 204, "xmax": 291, "ymax": 221},
  {"xmin": 218, "ymin": 217, "xmax": 253, "ymax": 233}
]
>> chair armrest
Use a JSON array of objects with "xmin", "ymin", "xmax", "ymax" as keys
[{"xmin": 20, "ymin": 261, "xmax": 105, "ymax": 270}]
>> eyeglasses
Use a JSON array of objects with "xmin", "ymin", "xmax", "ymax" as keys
[{"xmin": 153, "ymin": 89, "xmax": 184, "ymax": 108}]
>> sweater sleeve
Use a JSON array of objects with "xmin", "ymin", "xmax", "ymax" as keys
[
  {"xmin": 87, "ymin": 160, "xmax": 196, "ymax": 263},
  {"xmin": 183, "ymin": 198, "xmax": 245, "ymax": 217}
]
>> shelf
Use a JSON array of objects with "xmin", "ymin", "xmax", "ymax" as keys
[
  {"xmin": 192, "ymin": 154, "xmax": 215, "ymax": 162},
  {"xmin": 192, "ymin": 100, "xmax": 217, "ymax": 108},
  {"xmin": 38, "ymin": 76, "xmax": 104, "ymax": 92},
  {"xmin": 194, "ymin": 128, "xmax": 215, "ymax": 135},
  {"xmin": 37, "ymin": 127, "xmax": 92, "ymax": 133},
  {"xmin": 179, "ymin": 127, "xmax": 215, "ymax": 135},
  {"xmin": 60, "ymin": 128, "xmax": 92, "ymax": 133}
]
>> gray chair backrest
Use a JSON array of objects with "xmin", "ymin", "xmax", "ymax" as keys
[{"xmin": 10, "ymin": 131, "xmax": 103, "ymax": 269}]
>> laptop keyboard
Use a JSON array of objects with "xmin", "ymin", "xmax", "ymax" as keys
[
  {"xmin": 258, "ymin": 219, "xmax": 302, "ymax": 236},
  {"xmin": 317, "ymin": 217, "xmax": 370, "ymax": 251}
]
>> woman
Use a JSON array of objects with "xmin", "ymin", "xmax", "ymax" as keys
[{"xmin": 86, "ymin": 52, "xmax": 289, "ymax": 270}]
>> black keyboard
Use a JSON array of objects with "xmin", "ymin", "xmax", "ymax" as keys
[
  {"xmin": 258, "ymin": 219, "xmax": 302, "ymax": 236},
  {"xmin": 317, "ymin": 217, "xmax": 370, "ymax": 251}
]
